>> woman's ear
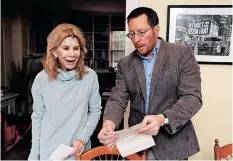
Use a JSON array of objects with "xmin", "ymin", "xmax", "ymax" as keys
[{"xmin": 52, "ymin": 51, "xmax": 58, "ymax": 59}]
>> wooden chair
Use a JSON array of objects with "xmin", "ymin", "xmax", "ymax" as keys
[
  {"xmin": 214, "ymin": 139, "xmax": 232, "ymax": 160},
  {"xmin": 77, "ymin": 146, "xmax": 147, "ymax": 160}
]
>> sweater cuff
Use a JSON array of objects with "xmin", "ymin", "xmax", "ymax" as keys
[
  {"xmin": 28, "ymin": 150, "xmax": 39, "ymax": 160},
  {"xmin": 77, "ymin": 135, "xmax": 89, "ymax": 146}
]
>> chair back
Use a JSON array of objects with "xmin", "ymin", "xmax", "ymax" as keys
[
  {"xmin": 214, "ymin": 139, "xmax": 232, "ymax": 160},
  {"xmin": 77, "ymin": 146, "xmax": 146, "ymax": 160}
]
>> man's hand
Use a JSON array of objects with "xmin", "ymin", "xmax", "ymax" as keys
[
  {"xmin": 98, "ymin": 120, "xmax": 117, "ymax": 149},
  {"xmin": 70, "ymin": 139, "xmax": 85, "ymax": 156},
  {"xmin": 136, "ymin": 114, "xmax": 165, "ymax": 135}
]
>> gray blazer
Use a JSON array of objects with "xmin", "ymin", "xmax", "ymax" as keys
[{"xmin": 103, "ymin": 38, "xmax": 202, "ymax": 160}]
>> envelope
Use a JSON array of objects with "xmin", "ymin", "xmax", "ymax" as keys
[
  {"xmin": 49, "ymin": 144, "xmax": 74, "ymax": 160},
  {"xmin": 115, "ymin": 123, "xmax": 155, "ymax": 157}
]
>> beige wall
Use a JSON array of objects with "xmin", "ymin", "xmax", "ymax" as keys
[
  {"xmin": 1, "ymin": 18, "xmax": 13, "ymax": 87},
  {"xmin": 1, "ymin": 15, "xmax": 30, "ymax": 87},
  {"xmin": 141, "ymin": 0, "xmax": 232, "ymax": 160},
  {"xmin": 11, "ymin": 16, "xmax": 24, "ymax": 67}
]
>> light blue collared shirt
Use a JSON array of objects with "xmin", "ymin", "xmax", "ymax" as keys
[{"xmin": 137, "ymin": 39, "xmax": 161, "ymax": 114}]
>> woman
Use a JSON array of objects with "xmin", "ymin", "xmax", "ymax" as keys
[{"xmin": 28, "ymin": 23, "xmax": 102, "ymax": 160}]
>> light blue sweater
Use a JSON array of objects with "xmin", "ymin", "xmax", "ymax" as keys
[{"xmin": 28, "ymin": 67, "xmax": 102, "ymax": 160}]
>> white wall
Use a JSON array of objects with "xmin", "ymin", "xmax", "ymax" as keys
[{"xmin": 124, "ymin": 0, "xmax": 142, "ymax": 56}]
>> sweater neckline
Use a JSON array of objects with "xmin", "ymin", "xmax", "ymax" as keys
[{"xmin": 56, "ymin": 68, "xmax": 78, "ymax": 81}]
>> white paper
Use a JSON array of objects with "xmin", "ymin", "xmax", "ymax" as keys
[
  {"xmin": 116, "ymin": 124, "xmax": 155, "ymax": 157},
  {"xmin": 49, "ymin": 144, "xmax": 74, "ymax": 160},
  {"xmin": 115, "ymin": 123, "xmax": 155, "ymax": 157}
]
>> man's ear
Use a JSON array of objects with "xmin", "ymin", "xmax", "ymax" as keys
[
  {"xmin": 153, "ymin": 25, "xmax": 160, "ymax": 32},
  {"xmin": 153, "ymin": 25, "xmax": 160, "ymax": 37}
]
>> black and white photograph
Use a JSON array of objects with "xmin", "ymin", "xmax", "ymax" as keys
[{"xmin": 167, "ymin": 5, "xmax": 232, "ymax": 64}]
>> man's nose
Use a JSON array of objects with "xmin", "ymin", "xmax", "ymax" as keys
[{"xmin": 133, "ymin": 34, "xmax": 141, "ymax": 43}]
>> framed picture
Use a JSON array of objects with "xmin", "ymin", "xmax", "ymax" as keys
[{"xmin": 167, "ymin": 5, "xmax": 232, "ymax": 64}]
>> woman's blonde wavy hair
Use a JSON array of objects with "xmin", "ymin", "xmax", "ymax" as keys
[{"xmin": 43, "ymin": 23, "xmax": 87, "ymax": 80}]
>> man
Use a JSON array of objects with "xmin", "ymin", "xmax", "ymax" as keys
[{"xmin": 98, "ymin": 7, "xmax": 202, "ymax": 160}]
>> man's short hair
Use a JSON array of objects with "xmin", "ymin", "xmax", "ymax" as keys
[{"xmin": 127, "ymin": 7, "xmax": 159, "ymax": 27}]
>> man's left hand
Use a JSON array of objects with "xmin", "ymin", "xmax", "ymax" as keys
[{"xmin": 136, "ymin": 114, "xmax": 165, "ymax": 136}]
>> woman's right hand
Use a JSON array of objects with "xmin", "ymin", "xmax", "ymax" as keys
[
  {"xmin": 98, "ymin": 120, "xmax": 117, "ymax": 149},
  {"xmin": 70, "ymin": 139, "xmax": 85, "ymax": 156}
]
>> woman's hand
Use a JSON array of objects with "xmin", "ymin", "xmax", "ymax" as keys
[{"xmin": 70, "ymin": 139, "xmax": 85, "ymax": 156}]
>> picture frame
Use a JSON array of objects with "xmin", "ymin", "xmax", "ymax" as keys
[{"xmin": 166, "ymin": 5, "xmax": 232, "ymax": 65}]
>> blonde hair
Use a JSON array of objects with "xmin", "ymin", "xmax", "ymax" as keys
[{"xmin": 43, "ymin": 23, "xmax": 87, "ymax": 80}]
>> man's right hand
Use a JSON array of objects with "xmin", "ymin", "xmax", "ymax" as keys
[{"xmin": 98, "ymin": 120, "xmax": 117, "ymax": 149}]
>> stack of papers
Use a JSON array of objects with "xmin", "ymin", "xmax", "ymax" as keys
[
  {"xmin": 49, "ymin": 144, "xmax": 74, "ymax": 160},
  {"xmin": 115, "ymin": 123, "xmax": 155, "ymax": 157}
]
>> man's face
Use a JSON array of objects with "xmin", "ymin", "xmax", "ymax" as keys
[{"xmin": 128, "ymin": 14, "xmax": 159, "ymax": 57}]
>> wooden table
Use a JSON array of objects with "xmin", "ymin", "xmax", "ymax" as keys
[{"xmin": 1, "ymin": 93, "xmax": 19, "ymax": 114}]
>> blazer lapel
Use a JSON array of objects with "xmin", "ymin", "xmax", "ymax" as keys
[
  {"xmin": 149, "ymin": 38, "xmax": 169, "ymax": 102},
  {"xmin": 134, "ymin": 53, "xmax": 146, "ymax": 101}
]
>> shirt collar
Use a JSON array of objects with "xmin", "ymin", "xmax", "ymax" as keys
[{"xmin": 137, "ymin": 39, "xmax": 161, "ymax": 60}]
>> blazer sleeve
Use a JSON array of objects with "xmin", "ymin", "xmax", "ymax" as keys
[
  {"xmin": 103, "ymin": 59, "xmax": 129, "ymax": 129},
  {"xmin": 163, "ymin": 45, "xmax": 202, "ymax": 134}
]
